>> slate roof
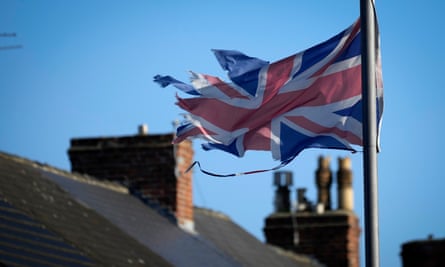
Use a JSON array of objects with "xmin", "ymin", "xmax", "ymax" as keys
[
  {"xmin": 39, "ymin": 160, "xmax": 239, "ymax": 267},
  {"xmin": 0, "ymin": 199, "xmax": 96, "ymax": 267},
  {"xmin": 0, "ymin": 152, "xmax": 171, "ymax": 267},
  {"xmin": 194, "ymin": 208, "xmax": 321, "ymax": 267},
  {"xmin": 0, "ymin": 151, "xmax": 321, "ymax": 267}
]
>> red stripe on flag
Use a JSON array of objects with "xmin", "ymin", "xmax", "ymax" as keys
[
  {"xmin": 204, "ymin": 74, "xmax": 250, "ymax": 99},
  {"xmin": 263, "ymin": 55, "xmax": 295, "ymax": 102},
  {"xmin": 243, "ymin": 126, "xmax": 272, "ymax": 150},
  {"xmin": 304, "ymin": 64, "xmax": 362, "ymax": 106}
]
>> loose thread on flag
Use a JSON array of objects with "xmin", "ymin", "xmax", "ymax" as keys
[{"xmin": 184, "ymin": 157, "xmax": 296, "ymax": 177}]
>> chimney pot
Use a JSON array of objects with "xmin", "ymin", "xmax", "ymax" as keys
[
  {"xmin": 315, "ymin": 156, "xmax": 332, "ymax": 210},
  {"xmin": 318, "ymin": 155, "xmax": 330, "ymax": 168},
  {"xmin": 138, "ymin": 124, "xmax": 149, "ymax": 135},
  {"xmin": 339, "ymin": 156, "xmax": 352, "ymax": 170},
  {"xmin": 316, "ymin": 203, "xmax": 325, "ymax": 214},
  {"xmin": 296, "ymin": 188, "xmax": 312, "ymax": 212},
  {"xmin": 337, "ymin": 157, "xmax": 354, "ymax": 211},
  {"xmin": 273, "ymin": 171, "xmax": 293, "ymax": 186},
  {"xmin": 273, "ymin": 171, "xmax": 292, "ymax": 212}
]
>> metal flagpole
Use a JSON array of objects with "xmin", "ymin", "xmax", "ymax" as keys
[{"xmin": 360, "ymin": 0, "xmax": 380, "ymax": 267}]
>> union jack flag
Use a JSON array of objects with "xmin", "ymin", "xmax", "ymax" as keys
[{"xmin": 155, "ymin": 18, "xmax": 383, "ymax": 175}]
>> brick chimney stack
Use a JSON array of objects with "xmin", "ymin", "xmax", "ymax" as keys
[
  {"xmin": 401, "ymin": 236, "xmax": 445, "ymax": 267},
  {"xmin": 67, "ymin": 125, "xmax": 194, "ymax": 231},
  {"xmin": 174, "ymin": 141, "xmax": 194, "ymax": 230},
  {"xmin": 263, "ymin": 156, "xmax": 360, "ymax": 267}
]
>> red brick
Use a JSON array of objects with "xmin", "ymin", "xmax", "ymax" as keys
[{"xmin": 68, "ymin": 133, "xmax": 194, "ymax": 229}]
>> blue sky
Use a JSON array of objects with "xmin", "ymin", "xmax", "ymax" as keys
[{"xmin": 1, "ymin": 1, "xmax": 444, "ymax": 266}]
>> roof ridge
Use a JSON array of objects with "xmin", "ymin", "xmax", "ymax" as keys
[
  {"xmin": 267, "ymin": 245, "xmax": 323, "ymax": 266},
  {"xmin": 0, "ymin": 151, "xmax": 128, "ymax": 194},
  {"xmin": 194, "ymin": 206, "xmax": 231, "ymax": 221}
]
